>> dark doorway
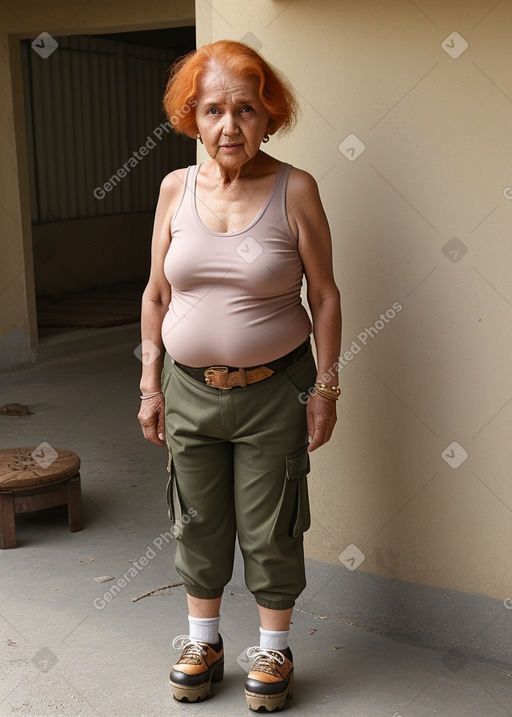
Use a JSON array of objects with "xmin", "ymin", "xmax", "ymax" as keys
[{"xmin": 21, "ymin": 26, "xmax": 195, "ymax": 333}]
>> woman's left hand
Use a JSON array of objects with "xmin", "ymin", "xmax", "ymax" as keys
[{"xmin": 306, "ymin": 393, "xmax": 337, "ymax": 452}]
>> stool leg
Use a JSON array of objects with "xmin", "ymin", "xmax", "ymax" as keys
[
  {"xmin": 0, "ymin": 492, "xmax": 17, "ymax": 549},
  {"xmin": 67, "ymin": 475, "xmax": 83, "ymax": 533}
]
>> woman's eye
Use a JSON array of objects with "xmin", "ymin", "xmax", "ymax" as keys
[
  {"xmin": 241, "ymin": 106, "xmax": 253, "ymax": 113},
  {"xmin": 207, "ymin": 108, "xmax": 219, "ymax": 115}
]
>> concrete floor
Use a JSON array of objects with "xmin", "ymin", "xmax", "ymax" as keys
[{"xmin": 1, "ymin": 328, "xmax": 511, "ymax": 716}]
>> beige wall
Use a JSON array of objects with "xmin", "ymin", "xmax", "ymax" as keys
[
  {"xmin": 197, "ymin": 0, "xmax": 512, "ymax": 600},
  {"xmin": 2, "ymin": 0, "xmax": 510, "ymax": 603},
  {"xmin": 0, "ymin": 0, "xmax": 195, "ymax": 366}
]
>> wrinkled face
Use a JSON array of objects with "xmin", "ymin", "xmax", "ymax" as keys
[{"xmin": 195, "ymin": 64, "xmax": 271, "ymax": 170}]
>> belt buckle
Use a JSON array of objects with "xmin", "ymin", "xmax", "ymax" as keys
[
  {"xmin": 204, "ymin": 366, "xmax": 247, "ymax": 389},
  {"xmin": 204, "ymin": 366, "xmax": 232, "ymax": 389}
]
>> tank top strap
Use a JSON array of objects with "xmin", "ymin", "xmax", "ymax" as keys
[
  {"xmin": 274, "ymin": 162, "xmax": 292, "ymax": 210},
  {"xmin": 262, "ymin": 162, "xmax": 294, "ymax": 242},
  {"xmin": 184, "ymin": 164, "xmax": 199, "ymax": 209},
  {"xmin": 274, "ymin": 161, "xmax": 292, "ymax": 191},
  {"xmin": 188, "ymin": 164, "xmax": 200, "ymax": 192},
  {"xmin": 171, "ymin": 164, "xmax": 199, "ymax": 226}
]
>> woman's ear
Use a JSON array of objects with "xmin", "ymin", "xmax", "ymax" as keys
[{"xmin": 266, "ymin": 118, "xmax": 277, "ymax": 135}]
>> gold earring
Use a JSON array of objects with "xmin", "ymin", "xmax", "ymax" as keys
[
  {"xmin": 196, "ymin": 133, "xmax": 203, "ymax": 144},
  {"xmin": 262, "ymin": 133, "xmax": 270, "ymax": 144}
]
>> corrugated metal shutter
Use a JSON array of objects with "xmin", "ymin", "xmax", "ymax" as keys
[{"xmin": 21, "ymin": 34, "xmax": 194, "ymax": 224}]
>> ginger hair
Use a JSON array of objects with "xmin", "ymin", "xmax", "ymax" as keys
[{"xmin": 163, "ymin": 40, "xmax": 298, "ymax": 137}]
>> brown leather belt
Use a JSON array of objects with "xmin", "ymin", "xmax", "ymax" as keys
[{"xmin": 174, "ymin": 338, "xmax": 310, "ymax": 389}]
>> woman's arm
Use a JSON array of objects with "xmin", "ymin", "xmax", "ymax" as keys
[
  {"xmin": 287, "ymin": 168, "xmax": 342, "ymax": 452},
  {"xmin": 138, "ymin": 170, "xmax": 185, "ymax": 447}
]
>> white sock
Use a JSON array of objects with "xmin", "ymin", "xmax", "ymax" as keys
[
  {"xmin": 259, "ymin": 627, "xmax": 289, "ymax": 651},
  {"xmin": 188, "ymin": 615, "xmax": 220, "ymax": 645}
]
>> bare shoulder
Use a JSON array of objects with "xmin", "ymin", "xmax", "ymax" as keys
[
  {"xmin": 286, "ymin": 167, "xmax": 326, "ymax": 239},
  {"xmin": 159, "ymin": 167, "xmax": 188, "ymax": 197},
  {"xmin": 151, "ymin": 168, "xmax": 187, "ymax": 224},
  {"xmin": 287, "ymin": 167, "xmax": 320, "ymax": 203}
]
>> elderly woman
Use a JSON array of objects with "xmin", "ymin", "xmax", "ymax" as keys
[{"xmin": 138, "ymin": 40, "xmax": 341, "ymax": 712}]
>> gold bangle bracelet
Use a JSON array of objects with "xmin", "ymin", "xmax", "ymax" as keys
[
  {"xmin": 314, "ymin": 382, "xmax": 341, "ymax": 399},
  {"xmin": 314, "ymin": 388, "xmax": 338, "ymax": 401}
]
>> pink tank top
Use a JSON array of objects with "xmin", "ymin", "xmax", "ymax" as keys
[{"xmin": 162, "ymin": 162, "xmax": 312, "ymax": 367}]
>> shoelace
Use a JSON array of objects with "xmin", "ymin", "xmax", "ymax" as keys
[
  {"xmin": 172, "ymin": 635, "xmax": 208, "ymax": 662},
  {"xmin": 246, "ymin": 646, "xmax": 286, "ymax": 672}
]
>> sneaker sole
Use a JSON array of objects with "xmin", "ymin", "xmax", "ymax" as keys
[
  {"xmin": 245, "ymin": 671, "xmax": 293, "ymax": 712},
  {"xmin": 170, "ymin": 660, "xmax": 224, "ymax": 702}
]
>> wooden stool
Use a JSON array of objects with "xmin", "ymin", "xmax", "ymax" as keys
[{"xmin": 0, "ymin": 446, "xmax": 82, "ymax": 549}]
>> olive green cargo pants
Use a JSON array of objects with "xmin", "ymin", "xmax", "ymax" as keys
[{"xmin": 161, "ymin": 345, "xmax": 317, "ymax": 610}]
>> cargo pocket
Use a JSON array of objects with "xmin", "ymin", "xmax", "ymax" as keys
[
  {"xmin": 165, "ymin": 449, "xmax": 184, "ymax": 539},
  {"xmin": 270, "ymin": 444, "xmax": 311, "ymax": 540},
  {"xmin": 287, "ymin": 445, "xmax": 311, "ymax": 537}
]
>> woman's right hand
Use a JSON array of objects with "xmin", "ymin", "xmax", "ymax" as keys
[{"xmin": 138, "ymin": 393, "xmax": 166, "ymax": 447}]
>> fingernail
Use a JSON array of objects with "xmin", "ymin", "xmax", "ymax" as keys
[{"xmin": 158, "ymin": 433, "xmax": 164, "ymax": 441}]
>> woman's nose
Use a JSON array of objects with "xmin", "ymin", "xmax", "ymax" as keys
[{"xmin": 222, "ymin": 112, "xmax": 239, "ymax": 135}]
